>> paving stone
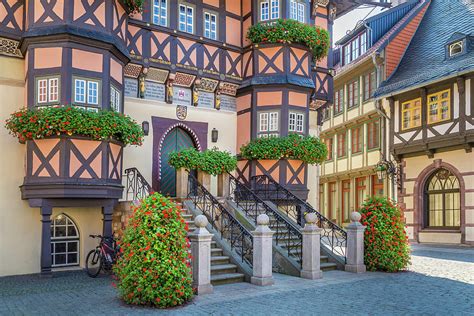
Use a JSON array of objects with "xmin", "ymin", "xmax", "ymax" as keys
[{"xmin": 0, "ymin": 244, "xmax": 472, "ymax": 315}]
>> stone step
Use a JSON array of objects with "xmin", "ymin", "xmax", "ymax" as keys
[
  {"xmin": 211, "ymin": 248, "xmax": 223, "ymax": 256},
  {"xmin": 210, "ymin": 273, "xmax": 245, "ymax": 286},
  {"xmin": 210, "ymin": 263, "xmax": 239, "ymax": 275},
  {"xmin": 211, "ymin": 255, "xmax": 231, "ymax": 265},
  {"xmin": 321, "ymin": 262, "xmax": 338, "ymax": 271}
]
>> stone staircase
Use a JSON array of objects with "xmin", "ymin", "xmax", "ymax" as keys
[{"xmin": 179, "ymin": 201, "xmax": 245, "ymax": 286}]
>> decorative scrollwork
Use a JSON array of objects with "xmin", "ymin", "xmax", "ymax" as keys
[{"xmin": 124, "ymin": 168, "xmax": 152, "ymax": 201}]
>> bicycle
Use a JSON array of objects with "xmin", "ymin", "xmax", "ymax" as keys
[{"xmin": 85, "ymin": 234, "xmax": 120, "ymax": 278}]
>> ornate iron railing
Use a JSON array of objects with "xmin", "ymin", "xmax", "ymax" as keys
[
  {"xmin": 228, "ymin": 173, "xmax": 303, "ymax": 267},
  {"xmin": 187, "ymin": 171, "xmax": 253, "ymax": 266},
  {"xmin": 123, "ymin": 168, "xmax": 152, "ymax": 201},
  {"xmin": 251, "ymin": 175, "xmax": 347, "ymax": 261}
]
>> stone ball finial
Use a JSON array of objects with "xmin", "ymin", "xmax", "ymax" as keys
[
  {"xmin": 194, "ymin": 215, "xmax": 208, "ymax": 228},
  {"xmin": 256, "ymin": 214, "xmax": 270, "ymax": 226},
  {"xmin": 350, "ymin": 211, "xmax": 362, "ymax": 223},
  {"xmin": 305, "ymin": 212, "xmax": 318, "ymax": 224}
]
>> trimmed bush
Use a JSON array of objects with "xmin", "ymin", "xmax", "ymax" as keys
[
  {"xmin": 168, "ymin": 148, "xmax": 237, "ymax": 176},
  {"xmin": 113, "ymin": 193, "xmax": 194, "ymax": 308},
  {"xmin": 247, "ymin": 19, "xmax": 330, "ymax": 61},
  {"xmin": 239, "ymin": 134, "xmax": 327, "ymax": 165},
  {"xmin": 5, "ymin": 106, "xmax": 144, "ymax": 146},
  {"xmin": 359, "ymin": 196, "xmax": 411, "ymax": 272}
]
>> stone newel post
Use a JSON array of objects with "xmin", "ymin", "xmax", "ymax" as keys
[
  {"xmin": 301, "ymin": 213, "xmax": 323, "ymax": 280},
  {"xmin": 189, "ymin": 215, "xmax": 214, "ymax": 294},
  {"xmin": 345, "ymin": 212, "xmax": 367, "ymax": 273},
  {"xmin": 251, "ymin": 214, "xmax": 274, "ymax": 286},
  {"xmin": 175, "ymin": 167, "xmax": 188, "ymax": 199}
]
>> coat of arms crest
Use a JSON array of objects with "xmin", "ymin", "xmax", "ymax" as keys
[{"xmin": 176, "ymin": 105, "xmax": 187, "ymax": 121}]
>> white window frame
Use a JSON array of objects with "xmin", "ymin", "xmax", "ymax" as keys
[
  {"xmin": 258, "ymin": 111, "xmax": 279, "ymax": 137},
  {"xmin": 289, "ymin": 112, "xmax": 304, "ymax": 133},
  {"xmin": 449, "ymin": 41, "xmax": 463, "ymax": 57},
  {"xmin": 260, "ymin": 1, "xmax": 269, "ymax": 21},
  {"xmin": 110, "ymin": 85, "xmax": 121, "ymax": 112},
  {"xmin": 51, "ymin": 214, "xmax": 80, "ymax": 268},
  {"xmin": 360, "ymin": 32, "xmax": 367, "ymax": 55},
  {"xmin": 204, "ymin": 11, "xmax": 217, "ymax": 40},
  {"xmin": 270, "ymin": 0, "xmax": 279, "ymax": 19},
  {"xmin": 297, "ymin": 3, "xmax": 305, "ymax": 23},
  {"xmin": 152, "ymin": 0, "xmax": 167, "ymax": 27},
  {"xmin": 344, "ymin": 45, "xmax": 351, "ymax": 65},
  {"xmin": 36, "ymin": 76, "xmax": 60, "ymax": 105},
  {"xmin": 74, "ymin": 78, "xmax": 100, "ymax": 106},
  {"xmin": 290, "ymin": 0, "xmax": 297, "ymax": 20},
  {"xmin": 351, "ymin": 39, "xmax": 359, "ymax": 61},
  {"xmin": 179, "ymin": 4, "xmax": 194, "ymax": 34}
]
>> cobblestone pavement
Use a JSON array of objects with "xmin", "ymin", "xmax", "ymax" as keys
[{"xmin": 0, "ymin": 244, "xmax": 473, "ymax": 315}]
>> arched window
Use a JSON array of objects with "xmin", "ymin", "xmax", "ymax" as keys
[
  {"xmin": 51, "ymin": 214, "xmax": 80, "ymax": 267},
  {"xmin": 425, "ymin": 168, "xmax": 460, "ymax": 228},
  {"xmin": 449, "ymin": 41, "xmax": 463, "ymax": 57}
]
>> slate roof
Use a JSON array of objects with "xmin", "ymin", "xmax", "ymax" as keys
[{"xmin": 374, "ymin": 0, "xmax": 474, "ymax": 98}]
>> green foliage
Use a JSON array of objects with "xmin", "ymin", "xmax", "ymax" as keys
[
  {"xmin": 123, "ymin": 0, "xmax": 144, "ymax": 13},
  {"xmin": 240, "ymin": 134, "xmax": 327, "ymax": 165},
  {"xmin": 359, "ymin": 196, "xmax": 411, "ymax": 272},
  {"xmin": 5, "ymin": 107, "xmax": 144, "ymax": 146},
  {"xmin": 168, "ymin": 148, "xmax": 237, "ymax": 176},
  {"xmin": 113, "ymin": 193, "xmax": 193, "ymax": 308},
  {"xmin": 247, "ymin": 19, "xmax": 330, "ymax": 61}
]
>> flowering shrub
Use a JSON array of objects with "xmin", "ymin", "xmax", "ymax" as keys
[
  {"xmin": 168, "ymin": 148, "xmax": 237, "ymax": 176},
  {"xmin": 5, "ymin": 107, "xmax": 144, "ymax": 146},
  {"xmin": 123, "ymin": 0, "xmax": 144, "ymax": 13},
  {"xmin": 247, "ymin": 19, "xmax": 330, "ymax": 61},
  {"xmin": 240, "ymin": 134, "xmax": 327, "ymax": 165},
  {"xmin": 359, "ymin": 196, "xmax": 411, "ymax": 272},
  {"xmin": 113, "ymin": 193, "xmax": 194, "ymax": 308}
]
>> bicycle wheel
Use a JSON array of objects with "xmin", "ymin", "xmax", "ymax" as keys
[{"xmin": 85, "ymin": 249, "xmax": 102, "ymax": 278}]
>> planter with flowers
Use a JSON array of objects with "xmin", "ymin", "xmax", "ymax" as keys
[
  {"xmin": 169, "ymin": 148, "xmax": 237, "ymax": 197},
  {"xmin": 5, "ymin": 106, "xmax": 144, "ymax": 199},
  {"xmin": 239, "ymin": 134, "xmax": 327, "ymax": 200}
]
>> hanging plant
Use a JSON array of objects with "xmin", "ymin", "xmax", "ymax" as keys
[
  {"xmin": 123, "ymin": 0, "xmax": 144, "ymax": 14},
  {"xmin": 247, "ymin": 19, "xmax": 330, "ymax": 61},
  {"xmin": 240, "ymin": 134, "xmax": 327, "ymax": 165},
  {"xmin": 168, "ymin": 148, "xmax": 237, "ymax": 176},
  {"xmin": 5, "ymin": 106, "xmax": 144, "ymax": 146}
]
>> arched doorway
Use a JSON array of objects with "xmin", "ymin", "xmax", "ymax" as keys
[
  {"xmin": 424, "ymin": 168, "xmax": 461, "ymax": 228},
  {"xmin": 160, "ymin": 127, "xmax": 196, "ymax": 196},
  {"xmin": 51, "ymin": 214, "xmax": 80, "ymax": 267}
]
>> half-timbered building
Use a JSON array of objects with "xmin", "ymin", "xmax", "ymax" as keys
[
  {"xmin": 375, "ymin": 0, "xmax": 474, "ymax": 245},
  {"xmin": 1, "ymin": 0, "xmax": 387, "ymax": 277}
]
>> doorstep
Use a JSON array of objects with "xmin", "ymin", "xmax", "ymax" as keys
[{"xmin": 418, "ymin": 230, "xmax": 461, "ymax": 244}]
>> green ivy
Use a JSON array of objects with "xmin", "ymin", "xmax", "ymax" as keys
[
  {"xmin": 247, "ymin": 19, "xmax": 330, "ymax": 61},
  {"xmin": 113, "ymin": 193, "xmax": 194, "ymax": 307},
  {"xmin": 240, "ymin": 134, "xmax": 327, "ymax": 165},
  {"xmin": 359, "ymin": 196, "xmax": 411, "ymax": 272},
  {"xmin": 5, "ymin": 107, "xmax": 144, "ymax": 146},
  {"xmin": 123, "ymin": 0, "xmax": 144, "ymax": 13},
  {"xmin": 168, "ymin": 148, "xmax": 237, "ymax": 176}
]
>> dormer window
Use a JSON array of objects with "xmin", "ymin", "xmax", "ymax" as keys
[{"xmin": 449, "ymin": 41, "xmax": 463, "ymax": 57}]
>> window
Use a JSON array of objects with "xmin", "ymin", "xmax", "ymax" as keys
[
  {"xmin": 260, "ymin": 0, "xmax": 279, "ymax": 21},
  {"xmin": 449, "ymin": 41, "xmax": 463, "ymax": 57},
  {"xmin": 36, "ymin": 76, "xmax": 60, "ymax": 105},
  {"xmin": 371, "ymin": 175, "xmax": 384, "ymax": 197},
  {"xmin": 258, "ymin": 111, "xmax": 279, "ymax": 137},
  {"xmin": 351, "ymin": 126, "xmax": 362, "ymax": 154},
  {"xmin": 325, "ymin": 137, "xmax": 333, "ymax": 160},
  {"xmin": 204, "ymin": 12, "xmax": 217, "ymax": 40},
  {"xmin": 348, "ymin": 80, "xmax": 359, "ymax": 108},
  {"xmin": 425, "ymin": 168, "xmax": 460, "ymax": 228},
  {"xmin": 356, "ymin": 177, "xmax": 367, "ymax": 209},
  {"xmin": 152, "ymin": 0, "xmax": 167, "ymax": 26},
  {"xmin": 290, "ymin": 0, "xmax": 305, "ymax": 23},
  {"xmin": 343, "ymin": 32, "xmax": 367, "ymax": 65},
  {"xmin": 367, "ymin": 120, "xmax": 380, "ymax": 150},
  {"xmin": 289, "ymin": 112, "xmax": 304, "ymax": 133},
  {"xmin": 179, "ymin": 4, "xmax": 194, "ymax": 34},
  {"xmin": 364, "ymin": 71, "xmax": 376, "ymax": 101},
  {"xmin": 427, "ymin": 89, "xmax": 450, "ymax": 124},
  {"xmin": 110, "ymin": 86, "xmax": 121, "ymax": 112},
  {"xmin": 51, "ymin": 214, "xmax": 80, "ymax": 267},
  {"xmin": 401, "ymin": 98, "xmax": 422, "ymax": 130},
  {"xmin": 328, "ymin": 182, "xmax": 336, "ymax": 221},
  {"xmin": 334, "ymin": 88, "xmax": 344, "ymax": 114},
  {"xmin": 351, "ymin": 39, "xmax": 359, "ymax": 61},
  {"xmin": 322, "ymin": 106, "xmax": 331, "ymax": 121},
  {"xmin": 337, "ymin": 132, "xmax": 347, "ymax": 157},
  {"xmin": 341, "ymin": 180, "xmax": 351, "ymax": 223},
  {"xmin": 74, "ymin": 78, "xmax": 100, "ymax": 107},
  {"xmin": 344, "ymin": 45, "xmax": 351, "ymax": 65},
  {"xmin": 360, "ymin": 32, "xmax": 367, "ymax": 54}
]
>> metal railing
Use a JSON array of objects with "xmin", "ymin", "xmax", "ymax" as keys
[
  {"xmin": 123, "ymin": 168, "xmax": 152, "ymax": 201},
  {"xmin": 228, "ymin": 173, "xmax": 303, "ymax": 266},
  {"xmin": 187, "ymin": 171, "xmax": 253, "ymax": 267},
  {"xmin": 251, "ymin": 175, "xmax": 347, "ymax": 261}
]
